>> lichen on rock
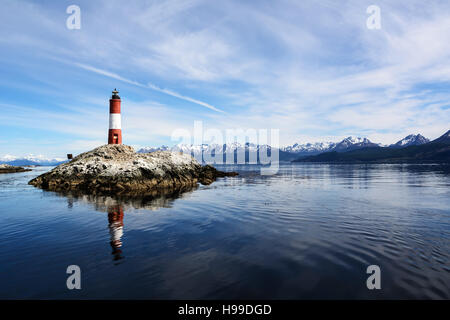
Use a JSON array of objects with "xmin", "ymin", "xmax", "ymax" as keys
[{"xmin": 28, "ymin": 144, "xmax": 237, "ymax": 194}]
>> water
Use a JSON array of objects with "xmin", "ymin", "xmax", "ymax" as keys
[{"xmin": 0, "ymin": 163, "xmax": 449, "ymax": 299}]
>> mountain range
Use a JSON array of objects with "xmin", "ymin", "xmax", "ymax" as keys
[
  {"xmin": 0, "ymin": 154, "xmax": 66, "ymax": 166},
  {"xmin": 294, "ymin": 130, "xmax": 450, "ymax": 163},
  {"xmin": 137, "ymin": 133, "xmax": 436, "ymax": 163}
]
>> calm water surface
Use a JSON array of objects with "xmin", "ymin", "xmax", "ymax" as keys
[{"xmin": 0, "ymin": 163, "xmax": 449, "ymax": 299}]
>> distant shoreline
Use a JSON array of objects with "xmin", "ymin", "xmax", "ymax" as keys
[
  {"xmin": 291, "ymin": 160, "xmax": 450, "ymax": 164},
  {"xmin": 0, "ymin": 164, "xmax": 32, "ymax": 174}
]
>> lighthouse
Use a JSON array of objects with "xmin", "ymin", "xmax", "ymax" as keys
[{"xmin": 108, "ymin": 89, "xmax": 122, "ymax": 144}]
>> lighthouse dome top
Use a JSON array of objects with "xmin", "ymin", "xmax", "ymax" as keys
[{"xmin": 111, "ymin": 88, "xmax": 120, "ymax": 99}]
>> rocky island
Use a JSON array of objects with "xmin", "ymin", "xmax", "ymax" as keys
[
  {"xmin": 0, "ymin": 164, "xmax": 32, "ymax": 174},
  {"xmin": 28, "ymin": 144, "xmax": 237, "ymax": 195}
]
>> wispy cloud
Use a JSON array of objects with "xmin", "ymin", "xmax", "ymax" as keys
[
  {"xmin": 74, "ymin": 63, "xmax": 145, "ymax": 87},
  {"xmin": 75, "ymin": 63, "xmax": 223, "ymax": 113},
  {"xmin": 146, "ymin": 83, "xmax": 223, "ymax": 113}
]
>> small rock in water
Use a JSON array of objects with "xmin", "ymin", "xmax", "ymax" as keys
[{"xmin": 0, "ymin": 164, "xmax": 32, "ymax": 174}]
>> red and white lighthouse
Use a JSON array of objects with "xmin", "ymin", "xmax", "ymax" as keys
[{"xmin": 108, "ymin": 89, "xmax": 122, "ymax": 144}]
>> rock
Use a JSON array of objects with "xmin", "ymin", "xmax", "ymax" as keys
[
  {"xmin": 28, "ymin": 144, "xmax": 238, "ymax": 195},
  {"xmin": 0, "ymin": 164, "xmax": 32, "ymax": 174}
]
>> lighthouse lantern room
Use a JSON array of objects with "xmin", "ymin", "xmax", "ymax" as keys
[{"xmin": 108, "ymin": 88, "xmax": 122, "ymax": 145}]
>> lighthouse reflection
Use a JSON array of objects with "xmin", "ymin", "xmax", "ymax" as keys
[
  {"xmin": 60, "ymin": 185, "xmax": 198, "ymax": 262},
  {"xmin": 107, "ymin": 204, "xmax": 124, "ymax": 261}
]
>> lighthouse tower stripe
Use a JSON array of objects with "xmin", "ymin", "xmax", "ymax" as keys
[
  {"xmin": 109, "ymin": 113, "xmax": 121, "ymax": 129},
  {"xmin": 108, "ymin": 89, "xmax": 123, "ymax": 145}
]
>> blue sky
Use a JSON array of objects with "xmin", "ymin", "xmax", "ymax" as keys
[{"xmin": 1, "ymin": 0, "xmax": 449, "ymax": 157}]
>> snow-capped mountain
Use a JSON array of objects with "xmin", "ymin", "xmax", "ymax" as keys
[
  {"xmin": 138, "ymin": 143, "xmax": 265, "ymax": 160},
  {"xmin": 138, "ymin": 137, "xmax": 381, "ymax": 162},
  {"xmin": 138, "ymin": 142, "xmax": 275, "ymax": 164},
  {"xmin": 295, "ymin": 129, "xmax": 449, "ymax": 163},
  {"xmin": 0, "ymin": 154, "xmax": 66, "ymax": 166},
  {"xmin": 332, "ymin": 137, "xmax": 381, "ymax": 152},
  {"xmin": 137, "ymin": 133, "xmax": 434, "ymax": 163},
  {"xmin": 282, "ymin": 142, "xmax": 336, "ymax": 153},
  {"xmin": 137, "ymin": 145, "xmax": 170, "ymax": 153},
  {"xmin": 390, "ymin": 134, "xmax": 430, "ymax": 148},
  {"xmin": 282, "ymin": 137, "xmax": 381, "ymax": 154}
]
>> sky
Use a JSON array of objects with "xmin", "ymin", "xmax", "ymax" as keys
[{"xmin": 0, "ymin": 0, "xmax": 449, "ymax": 158}]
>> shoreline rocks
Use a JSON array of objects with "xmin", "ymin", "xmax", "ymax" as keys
[
  {"xmin": 0, "ymin": 164, "xmax": 32, "ymax": 174},
  {"xmin": 28, "ymin": 144, "xmax": 238, "ymax": 195}
]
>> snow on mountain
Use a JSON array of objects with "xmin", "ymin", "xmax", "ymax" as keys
[
  {"xmin": 139, "ymin": 143, "xmax": 256, "ymax": 157},
  {"xmin": 282, "ymin": 137, "xmax": 381, "ymax": 154},
  {"xmin": 390, "ymin": 134, "xmax": 430, "ymax": 148},
  {"xmin": 0, "ymin": 154, "xmax": 66, "ymax": 166},
  {"xmin": 137, "ymin": 145, "xmax": 170, "ymax": 153},
  {"xmin": 137, "ymin": 137, "xmax": 381, "ymax": 163},
  {"xmin": 137, "ymin": 133, "xmax": 433, "ymax": 163},
  {"xmin": 332, "ymin": 136, "xmax": 381, "ymax": 152},
  {"xmin": 282, "ymin": 142, "xmax": 336, "ymax": 153},
  {"xmin": 138, "ymin": 142, "xmax": 262, "ymax": 155}
]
